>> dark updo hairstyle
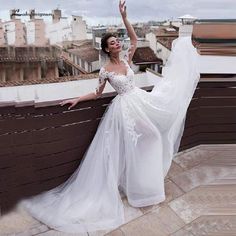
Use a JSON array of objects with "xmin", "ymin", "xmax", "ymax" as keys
[{"xmin": 101, "ymin": 32, "xmax": 118, "ymax": 57}]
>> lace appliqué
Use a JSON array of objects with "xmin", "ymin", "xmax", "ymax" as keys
[
  {"xmin": 102, "ymin": 59, "xmax": 135, "ymax": 96},
  {"xmin": 95, "ymin": 67, "xmax": 108, "ymax": 97},
  {"xmin": 123, "ymin": 103, "xmax": 142, "ymax": 146},
  {"xmin": 124, "ymin": 43, "xmax": 135, "ymax": 62}
]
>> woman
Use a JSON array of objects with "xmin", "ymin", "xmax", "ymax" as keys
[
  {"xmin": 60, "ymin": 0, "xmax": 137, "ymax": 109},
  {"xmin": 18, "ymin": 0, "xmax": 200, "ymax": 234}
]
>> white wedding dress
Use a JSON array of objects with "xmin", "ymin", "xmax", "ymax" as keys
[{"xmin": 17, "ymin": 36, "xmax": 200, "ymax": 233}]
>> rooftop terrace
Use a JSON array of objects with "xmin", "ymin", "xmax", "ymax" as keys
[{"xmin": 0, "ymin": 20, "xmax": 236, "ymax": 236}]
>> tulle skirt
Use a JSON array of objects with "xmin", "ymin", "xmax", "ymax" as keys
[{"xmin": 17, "ymin": 36, "xmax": 200, "ymax": 233}]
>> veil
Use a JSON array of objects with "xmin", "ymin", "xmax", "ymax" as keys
[{"xmin": 149, "ymin": 36, "xmax": 200, "ymax": 176}]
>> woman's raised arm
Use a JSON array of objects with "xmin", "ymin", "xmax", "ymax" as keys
[{"xmin": 119, "ymin": 0, "xmax": 138, "ymax": 65}]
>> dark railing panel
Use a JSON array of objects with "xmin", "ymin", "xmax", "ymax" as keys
[
  {"xmin": 0, "ymin": 79, "xmax": 236, "ymax": 213},
  {"xmin": 179, "ymin": 77, "xmax": 236, "ymax": 150},
  {"xmin": 0, "ymin": 95, "xmax": 115, "ymax": 212}
]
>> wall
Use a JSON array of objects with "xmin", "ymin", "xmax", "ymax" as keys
[
  {"xmin": 0, "ymin": 20, "xmax": 5, "ymax": 45},
  {"xmin": 0, "ymin": 72, "xmax": 156, "ymax": 102},
  {"xmin": 156, "ymin": 41, "xmax": 171, "ymax": 65}
]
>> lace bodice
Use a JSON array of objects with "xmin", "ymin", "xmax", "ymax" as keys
[{"xmin": 95, "ymin": 58, "xmax": 136, "ymax": 96}]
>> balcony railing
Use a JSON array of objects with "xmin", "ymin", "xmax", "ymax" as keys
[{"xmin": 0, "ymin": 77, "xmax": 236, "ymax": 214}]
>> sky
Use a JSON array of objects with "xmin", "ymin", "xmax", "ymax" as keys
[{"xmin": 0, "ymin": 0, "xmax": 235, "ymax": 26}]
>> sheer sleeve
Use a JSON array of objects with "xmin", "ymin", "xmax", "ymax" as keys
[
  {"xmin": 123, "ymin": 43, "xmax": 136, "ymax": 64},
  {"xmin": 94, "ymin": 67, "xmax": 108, "ymax": 98}
]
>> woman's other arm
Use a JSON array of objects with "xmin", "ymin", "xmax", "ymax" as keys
[{"xmin": 60, "ymin": 70, "xmax": 107, "ymax": 110}]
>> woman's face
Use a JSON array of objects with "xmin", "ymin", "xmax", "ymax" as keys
[{"xmin": 106, "ymin": 36, "xmax": 122, "ymax": 55}]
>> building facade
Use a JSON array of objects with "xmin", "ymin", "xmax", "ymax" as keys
[
  {"xmin": 146, "ymin": 26, "xmax": 179, "ymax": 65},
  {"xmin": 46, "ymin": 10, "xmax": 87, "ymax": 44},
  {"xmin": 26, "ymin": 19, "xmax": 48, "ymax": 46},
  {"xmin": 3, "ymin": 19, "xmax": 27, "ymax": 46}
]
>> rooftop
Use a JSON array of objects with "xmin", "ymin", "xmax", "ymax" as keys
[
  {"xmin": 156, "ymin": 36, "xmax": 178, "ymax": 50},
  {"xmin": 67, "ymin": 40, "xmax": 99, "ymax": 62},
  {"xmin": 192, "ymin": 22, "xmax": 236, "ymax": 56},
  {"xmin": 132, "ymin": 47, "xmax": 163, "ymax": 64},
  {"xmin": 0, "ymin": 45, "xmax": 59, "ymax": 60},
  {"xmin": 153, "ymin": 26, "xmax": 179, "ymax": 37},
  {"xmin": 151, "ymin": 25, "xmax": 179, "ymax": 50},
  {"xmin": 0, "ymin": 73, "xmax": 98, "ymax": 87}
]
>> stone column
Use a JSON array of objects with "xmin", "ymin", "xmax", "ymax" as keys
[
  {"xmin": 0, "ymin": 68, "xmax": 6, "ymax": 82},
  {"xmin": 20, "ymin": 67, "xmax": 24, "ymax": 81},
  {"xmin": 37, "ymin": 63, "xmax": 41, "ymax": 80},
  {"xmin": 54, "ymin": 62, "xmax": 59, "ymax": 78}
]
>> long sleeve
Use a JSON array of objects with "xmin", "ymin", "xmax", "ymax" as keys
[
  {"xmin": 94, "ymin": 67, "xmax": 108, "ymax": 98},
  {"xmin": 123, "ymin": 43, "xmax": 136, "ymax": 63}
]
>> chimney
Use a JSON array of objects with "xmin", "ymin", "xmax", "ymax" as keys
[
  {"xmin": 52, "ymin": 9, "xmax": 61, "ymax": 23},
  {"xmin": 29, "ymin": 9, "xmax": 35, "ymax": 20},
  {"xmin": 178, "ymin": 15, "xmax": 197, "ymax": 37},
  {"xmin": 179, "ymin": 25, "xmax": 193, "ymax": 37},
  {"xmin": 10, "ymin": 9, "xmax": 17, "ymax": 20}
]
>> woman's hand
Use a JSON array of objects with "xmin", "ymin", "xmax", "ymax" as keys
[
  {"xmin": 119, "ymin": 0, "xmax": 127, "ymax": 18},
  {"xmin": 59, "ymin": 97, "xmax": 80, "ymax": 110}
]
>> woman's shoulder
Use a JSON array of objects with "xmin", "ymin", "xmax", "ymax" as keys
[
  {"xmin": 102, "ymin": 62, "xmax": 112, "ymax": 72},
  {"xmin": 100, "ymin": 63, "xmax": 113, "ymax": 75},
  {"xmin": 99, "ymin": 63, "xmax": 112, "ymax": 80}
]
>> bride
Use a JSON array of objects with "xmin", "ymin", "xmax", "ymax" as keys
[{"xmin": 17, "ymin": 0, "xmax": 200, "ymax": 234}]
